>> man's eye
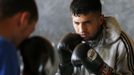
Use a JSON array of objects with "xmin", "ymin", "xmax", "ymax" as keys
[
  {"xmin": 74, "ymin": 22, "xmax": 79, "ymax": 25},
  {"xmin": 84, "ymin": 22, "xmax": 91, "ymax": 26},
  {"xmin": 85, "ymin": 21, "xmax": 91, "ymax": 24}
]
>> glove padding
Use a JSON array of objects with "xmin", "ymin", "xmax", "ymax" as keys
[
  {"xmin": 72, "ymin": 43, "xmax": 113, "ymax": 75},
  {"xmin": 57, "ymin": 33, "xmax": 83, "ymax": 75}
]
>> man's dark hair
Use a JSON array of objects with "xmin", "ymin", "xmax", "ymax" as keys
[
  {"xmin": 0, "ymin": 0, "xmax": 38, "ymax": 22},
  {"xmin": 70, "ymin": 0, "xmax": 102, "ymax": 15}
]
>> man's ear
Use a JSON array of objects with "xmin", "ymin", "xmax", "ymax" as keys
[
  {"xmin": 18, "ymin": 12, "xmax": 30, "ymax": 27},
  {"xmin": 99, "ymin": 14, "xmax": 104, "ymax": 26}
]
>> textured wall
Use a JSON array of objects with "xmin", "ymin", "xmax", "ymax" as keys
[{"xmin": 32, "ymin": 0, "xmax": 134, "ymax": 45}]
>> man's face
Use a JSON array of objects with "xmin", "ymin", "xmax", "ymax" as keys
[{"xmin": 72, "ymin": 13, "xmax": 104, "ymax": 40}]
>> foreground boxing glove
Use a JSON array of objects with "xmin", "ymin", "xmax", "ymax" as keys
[
  {"xmin": 56, "ymin": 33, "xmax": 83, "ymax": 75},
  {"xmin": 19, "ymin": 36, "xmax": 55, "ymax": 75},
  {"xmin": 72, "ymin": 43, "xmax": 113, "ymax": 75}
]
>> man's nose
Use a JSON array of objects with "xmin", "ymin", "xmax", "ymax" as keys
[{"xmin": 79, "ymin": 24, "xmax": 85, "ymax": 33}]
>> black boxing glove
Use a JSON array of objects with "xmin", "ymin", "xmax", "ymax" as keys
[
  {"xmin": 56, "ymin": 33, "xmax": 83, "ymax": 75},
  {"xmin": 71, "ymin": 43, "xmax": 113, "ymax": 75},
  {"xmin": 19, "ymin": 36, "xmax": 55, "ymax": 75}
]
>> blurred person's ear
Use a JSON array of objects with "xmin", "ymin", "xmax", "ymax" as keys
[{"xmin": 18, "ymin": 12, "xmax": 30, "ymax": 28}]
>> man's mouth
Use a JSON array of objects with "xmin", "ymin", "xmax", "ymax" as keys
[
  {"xmin": 80, "ymin": 33, "xmax": 87, "ymax": 38},
  {"xmin": 79, "ymin": 33, "xmax": 92, "ymax": 40}
]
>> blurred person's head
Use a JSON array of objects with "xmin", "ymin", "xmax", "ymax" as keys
[{"xmin": 0, "ymin": 0, "xmax": 38, "ymax": 46}]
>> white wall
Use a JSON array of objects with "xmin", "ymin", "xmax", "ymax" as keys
[{"xmin": 32, "ymin": 0, "xmax": 134, "ymax": 44}]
